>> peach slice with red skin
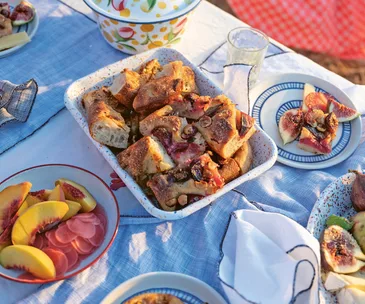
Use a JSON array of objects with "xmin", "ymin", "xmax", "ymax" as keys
[
  {"xmin": 11, "ymin": 201, "xmax": 69, "ymax": 246},
  {"xmin": 62, "ymin": 200, "xmax": 81, "ymax": 221},
  {"xmin": 0, "ymin": 182, "xmax": 32, "ymax": 235},
  {"xmin": 55, "ymin": 179, "xmax": 96, "ymax": 213},
  {"xmin": 25, "ymin": 189, "xmax": 52, "ymax": 207},
  {"xmin": 48, "ymin": 185, "xmax": 65, "ymax": 202},
  {"xmin": 0, "ymin": 245, "xmax": 56, "ymax": 280}
]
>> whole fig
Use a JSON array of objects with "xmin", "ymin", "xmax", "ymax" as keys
[{"xmin": 350, "ymin": 170, "xmax": 365, "ymax": 212}]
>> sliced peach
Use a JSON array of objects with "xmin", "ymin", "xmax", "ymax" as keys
[
  {"xmin": 0, "ymin": 245, "xmax": 56, "ymax": 280},
  {"xmin": 12, "ymin": 201, "xmax": 69, "ymax": 245},
  {"xmin": 56, "ymin": 179, "xmax": 96, "ymax": 212},
  {"xmin": 0, "ymin": 240, "xmax": 11, "ymax": 252},
  {"xmin": 17, "ymin": 200, "xmax": 29, "ymax": 216},
  {"xmin": 48, "ymin": 185, "xmax": 65, "ymax": 202},
  {"xmin": 25, "ymin": 189, "xmax": 52, "ymax": 207},
  {"xmin": 62, "ymin": 200, "xmax": 81, "ymax": 221},
  {"xmin": 0, "ymin": 182, "xmax": 32, "ymax": 235}
]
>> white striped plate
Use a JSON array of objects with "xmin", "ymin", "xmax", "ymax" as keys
[{"xmin": 250, "ymin": 73, "xmax": 362, "ymax": 170}]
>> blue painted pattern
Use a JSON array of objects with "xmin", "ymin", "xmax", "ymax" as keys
[
  {"xmin": 252, "ymin": 82, "xmax": 352, "ymax": 163},
  {"xmin": 122, "ymin": 288, "xmax": 204, "ymax": 304}
]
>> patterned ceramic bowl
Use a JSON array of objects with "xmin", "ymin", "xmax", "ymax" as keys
[{"xmin": 83, "ymin": 0, "xmax": 201, "ymax": 54}]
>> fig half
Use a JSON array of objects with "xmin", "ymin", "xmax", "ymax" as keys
[
  {"xmin": 278, "ymin": 108, "xmax": 304, "ymax": 145},
  {"xmin": 321, "ymin": 225, "xmax": 365, "ymax": 274},
  {"xmin": 350, "ymin": 171, "xmax": 365, "ymax": 212},
  {"xmin": 10, "ymin": 1, "xmax": 35, "ymax": 26},
  {"xmin": 328, "ymin": 98, "xmax": 360, "ymax": 122},
  {"xmin": 297, "ymin": 127, "xmax": 332, "ymax": 154}
]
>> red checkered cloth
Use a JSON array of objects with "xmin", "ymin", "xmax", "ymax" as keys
[{"xmin": 226, "ymin": 0, "xmax": 365, "ymax": 59}]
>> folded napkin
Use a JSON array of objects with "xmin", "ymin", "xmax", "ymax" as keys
[
  {"xmin": 200, "ymin": 41, "xmax": 365, "ymax": 116},
  {"xmin": 219, "ymin": 210, "xmax": 320, "ymax": 304},
  {"xmin": 0, "ymin": 79, "xmax": 38, "ymax": 127}
]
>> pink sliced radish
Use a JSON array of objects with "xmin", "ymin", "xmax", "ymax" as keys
[
  {"xmin": 46, "ymin": 230, "xmax": 70, "ymax": 248},
  {"xmin": 71, "ymin": 236, "xmax": 95, "ymax": 255},
  {"xmin": 63, "ymin": 247, "xmax": 79, "ymax": 271},
  {"xmin": 88, "ymin": 224, "xmax": 105, "ymax": 247},
  {"xmin": 75, "ymin": 213, "xmax": 101, "ymax": 225},
  {"xmin": 55, "ymin": 224, "xmax": 77, "ymax": 244},
  {"xmin": 33, "ymin": 234, "xmax": 44, "ymax": 249},
  {"xmin": 67, "ymin": 218, "xmax": 96, "ymax": 239},
  {"xmin": 95, "ymin": 213, "xmax": 107, "ymax": 230},
  {"xmin": 67, "ymin": 257, "xmax": 81, "ymax": 272},
  {"xmin": 43, "ymin": 247, "xmax": 69, "ymax": 275}
]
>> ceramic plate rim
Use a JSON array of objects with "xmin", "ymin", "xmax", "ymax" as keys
[
  {"xmin": 0, "ymin": 163, "xmax": 120, "ymax": 284},
  {"xmin": 101, "ymin": 271, "xmax": 227, "ymax": 304},
  {"xmin": 250, "ymin": 73, "xmax": 362, "ymax": 170},
  {"xmin": 0, "ymin": 1, "xmax": 39, "ymax": 58}
]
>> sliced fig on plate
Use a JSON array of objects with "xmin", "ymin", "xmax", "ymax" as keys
[
  {"xmin": 321, "ymin": 225, "xmax": 365, "ymax": 274},
  {"xmin": 304, "ymin": 109, "xmax": 326, "ymax": 129},
  {"xmin": 302, "ymin": 92, "xmax": 329, "ymax": 113},
  {"xmin": 303, "ymin": 83, "xmax": 315, "ymax": 101},
  {"xmin": 297, "ymin": 127, "xmax": 332, "ymax": 154},
  {"xmin": 328, "ymin": 98, "xmax": 360, "ymax": 122},
  {"xmin": 0, "ymin": 3, "xmax": 10, "ymax": 18},
  {"xmin": 350, "ymin": 171, "xmax": 365, "ymax": 212},
  {"xmin": 324, "ymin": 112, "xmax": 339, "ymax": 140},
  {"xmin": 278, "ymin": 108, "xmax": 304, "ymax": 144},
  {"xmin": 10, "ymin": 1, "xmax": 35, "ymax": 26}
]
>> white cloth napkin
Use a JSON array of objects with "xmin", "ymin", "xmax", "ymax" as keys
[{"xmin": 219, "ymin": 210, "xmax": 320, "ymax": 304}]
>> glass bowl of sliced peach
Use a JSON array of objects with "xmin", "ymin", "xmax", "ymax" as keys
[{"xmin": 0, "ymin": 164, "xmax": 119, "ymax": 283}]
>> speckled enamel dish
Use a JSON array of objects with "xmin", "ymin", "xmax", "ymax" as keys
[
  {"xmin": 250, "ymin": 73, "xmax": 362, "ymax": 170},
  {"xmin": 83, "ymin": 0, "xmax": 201, "ymax": 54},
  {"xmin": 307, "ymin": 171, "xmax": 361, "ymax": 303},
  {"xmin": 0, "ymin": 0, "xmax": 39, "ymax": 58},
  {"xmin": 64, "ymin": 47, "xmax": 278, "ymax": 220},
  {"xmin": 101, "ymin": 272, "xmax": 227, "ymax": 304},
  {"xmin": 0, "ymin": 164, "xmax": 119, "ymax": 284}
]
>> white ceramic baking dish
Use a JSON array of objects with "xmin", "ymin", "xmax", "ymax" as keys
[{"xmin": 64, "ymin": 48, "xmax": 278, "ymax": 220}]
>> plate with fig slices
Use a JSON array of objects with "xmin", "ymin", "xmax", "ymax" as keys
[
  {"xmin": 250, "ymin": 73, "xmax": 362, "ymax": 169},
  {"xmin": 0, "ymin": 1, "xmax": 39, "ymax": 58},
  {"xmin": 307, "ymin": 170, "xmax": 365, "ymax": 303},
  {"xmin": 0, "ymin": 164, "xmax": 119, "ymax": 283}
]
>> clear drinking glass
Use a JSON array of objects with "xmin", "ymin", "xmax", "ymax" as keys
[{"xmin": 227, "ymin": 27, "xmax": 269, "ymax": 86}]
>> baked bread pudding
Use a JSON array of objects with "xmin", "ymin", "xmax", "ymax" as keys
[
  {"xmin": 82, "ymin": 59, "xmax": 256, "ymax": 211},
  {"xmin": 124, "ymin": 293, "xmax": 183, "ymax": 304}
]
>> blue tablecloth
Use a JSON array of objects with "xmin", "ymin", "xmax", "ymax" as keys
[{"xmin": 0, "ymin": 0, "xmax": 364, "ymax": 303}]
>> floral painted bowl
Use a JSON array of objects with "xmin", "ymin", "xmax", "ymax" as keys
[{"xmin": 83, "ymin": 0, "xmax": 201, "ymax": 54}]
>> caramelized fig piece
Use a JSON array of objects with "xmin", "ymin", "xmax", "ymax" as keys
[
  {"xmin": 302, "ymin": 92, "xmax": 328, "ymax": 113},
  {"xmin": 324, "ymin": 112, "xmax": 339, "ymax": 141},
  {"xmin": 321, "ymin": 225, "xmax": 365, "ymax": 274},
  {"xmin": 278, "ymin": 108, "xmax": 304, "ymax": 144},
  {"xmin": 352, "ymin": 212, "xmax": 365, "ymax": 253},
  {"xmin": 297, "ymin": 127, "xmax": 332, "ymax": 154},
  {"xmin": 350, "ymin": 170, "xmax": 365, "ymax": 212}
]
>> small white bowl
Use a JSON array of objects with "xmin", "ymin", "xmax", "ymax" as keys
[
  {"xmin": 0, "ymin": 164, "xmax": 119, "ymax": 284},
  {"xmin": 101, "ymin": 272, "xmax": 227, "ymax": 304}
]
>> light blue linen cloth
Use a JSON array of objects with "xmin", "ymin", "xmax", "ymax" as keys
[
  {"xmin": 2, "ymin": 0, "xmax": 364, "ymax": 303},
  {"xmin": 0, "ymin": 0, "xmax": 127, "ymax": 155}
]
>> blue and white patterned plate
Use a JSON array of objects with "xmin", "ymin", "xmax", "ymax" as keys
[
  {"xmin": 250, "ymin": 73, "xmax": 362, "ymax": 170},
  {"xmin": 101, "ymin": 272, "xmax": 227, "ymax": 304},
  {"xmin": 0, "ymin": 1, "xmax": 39, "ymax": 58}
]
